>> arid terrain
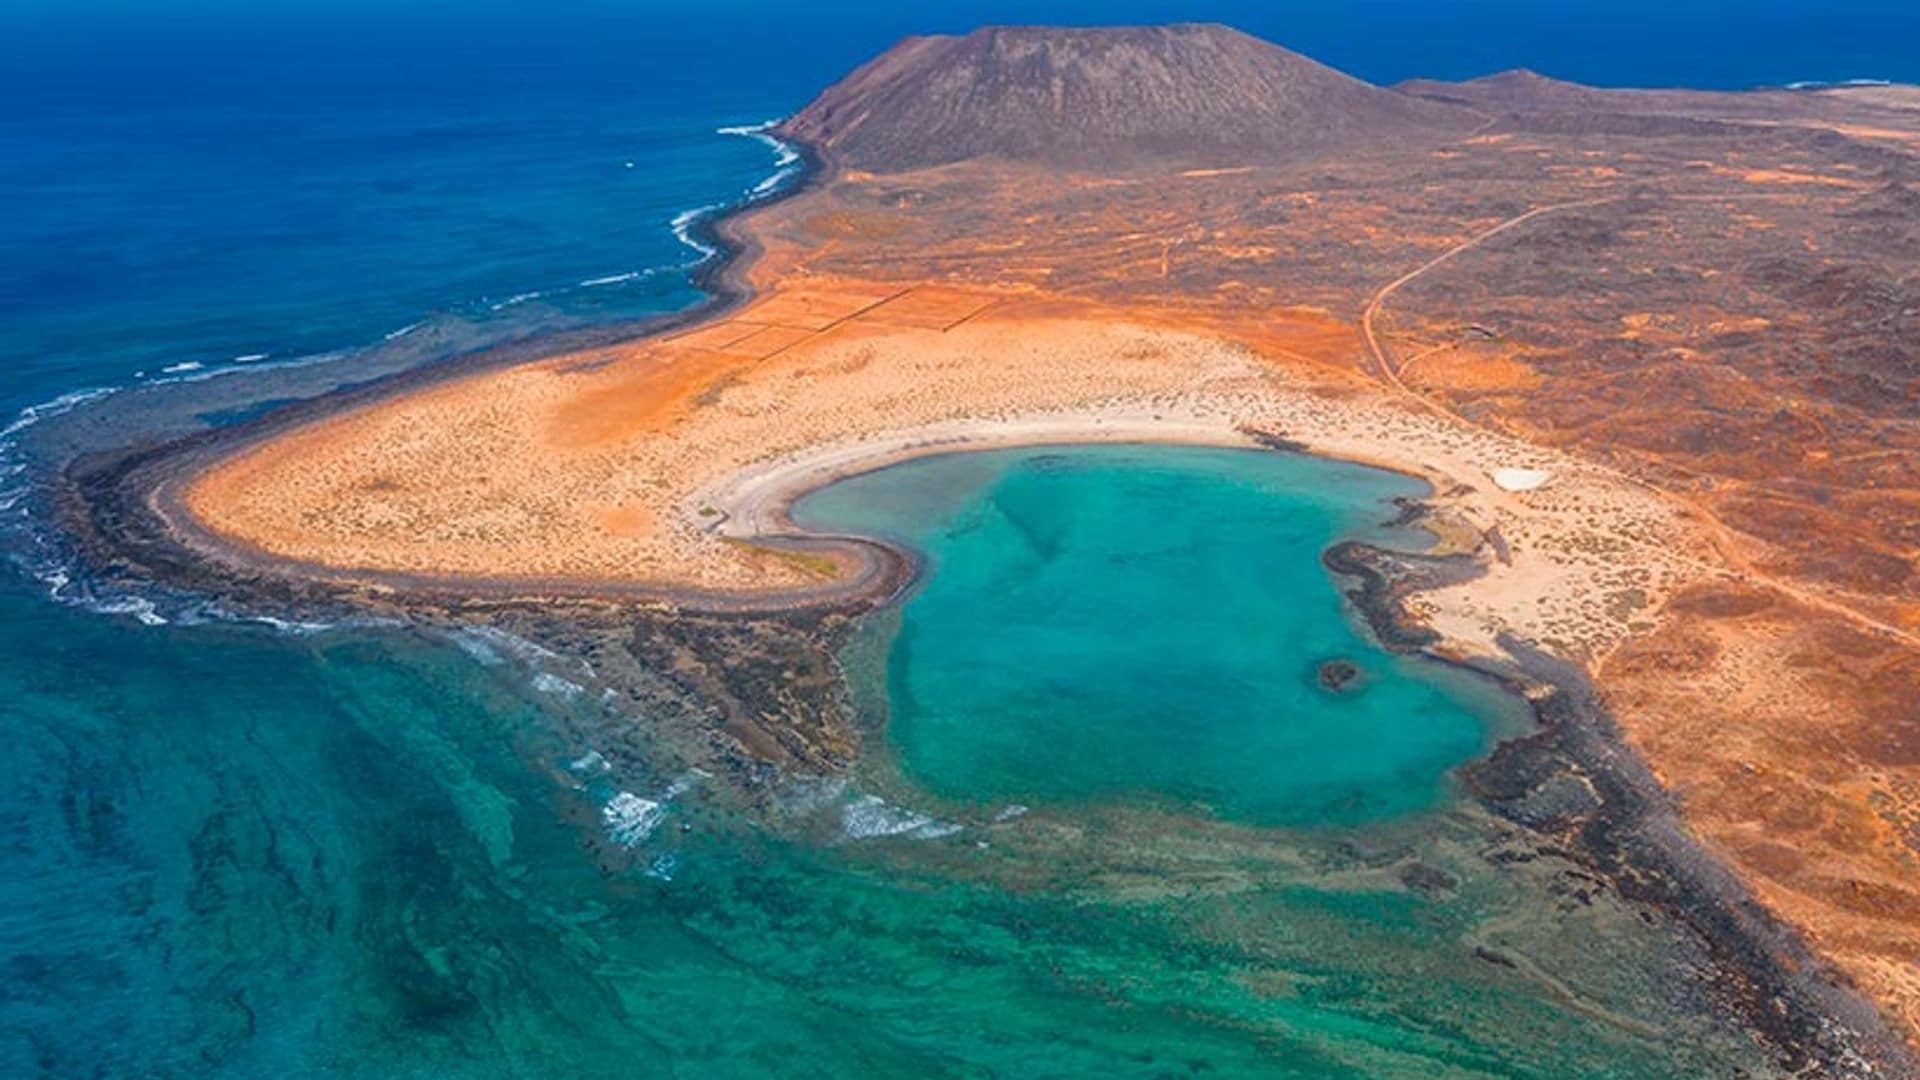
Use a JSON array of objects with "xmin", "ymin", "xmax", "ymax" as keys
[{"xmin": 146, "ymin": 23, "xmax": 1920, "ymax": 1051}]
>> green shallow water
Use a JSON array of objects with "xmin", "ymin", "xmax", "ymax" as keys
[
  {"xmin": 0, "ymin": 444, "xmax": 1787, "ymax": 1077},
  {"xmin": 794, "ymin": 445, "xmax": 1521, "ymax": 826}
]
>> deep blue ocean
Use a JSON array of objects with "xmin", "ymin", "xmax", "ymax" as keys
[
  {"xmin": 0, "ymin": 3, "xmax": 1912, "ymax": 1075},
  {"xmin": 5, "ymin": 1, "xmax": 1915, "ymax": 409}
]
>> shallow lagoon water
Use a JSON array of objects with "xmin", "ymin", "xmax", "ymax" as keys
[
  {"xmin": 0, "ymin": 444, "xmax": 1790, "ymax": 1076},
  {"xmin": 0, "ymin": 8, "xmax": 1823, "ymax": 1069},
  {"xmin": 795, "ymin": 444, "xmax": 1526, "ymax": 827}
]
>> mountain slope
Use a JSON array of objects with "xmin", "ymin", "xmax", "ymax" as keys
[{"xmin": 777, "ymin": 23, "xmax": 1479, "ymax": 172}]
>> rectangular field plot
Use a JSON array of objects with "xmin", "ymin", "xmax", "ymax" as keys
[{"xmin": 860, "ymin": 287, "xmax": 1001, "ymax": 330}]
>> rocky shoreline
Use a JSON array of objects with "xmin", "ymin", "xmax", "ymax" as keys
[
  {"xmin": 44, "ymin": 134, "xmax": 917, "ymax": 797},
  {"xmin": 1324, "ymin": 537, "xmax": 1917, "ymax": 1077},
  {"xmin": 60, "ymin": 413, "xmax": 1919, "ymax": 1074},
  {"xmin": 43, "ymin": 118, "xmax": 1917, "ymax": 1077},
  {"xmin": 51, "ymin": 136, "xmax": 932, "ymax": 618}
]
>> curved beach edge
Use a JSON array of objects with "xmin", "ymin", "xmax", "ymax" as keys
[
  {"xmin": 48, "ymin": 134, "xmax": 1920, "ymax": 1078},
  {"xmin": 1324, "ymin": 540, "xmax": 1920, "ymax": 1076},
  {"xmin": 53, "ymin": 134, "xmax": 893, "ymax": 619},
  {"xmin": 59, "ymin": 372, "xmax": 1920, "ymax": 1076}
]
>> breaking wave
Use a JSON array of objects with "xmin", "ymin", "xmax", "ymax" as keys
[
  {"xmin": 840, "ymin": 794, "xmax": 963, "ymax": 841},
  {"xmin": 532, "ymin": 671, "xmax": 586, "ymax": 699},
  {"xmin": 448, "ymin": 624, "xmax": 565, "ymax": 667},
  {"xmin": 0, "ymin": 387, "xmax": 116, "ymax": 440},
  {"xmin": 489, "ymin": 290, "xmax": 545, "ymax": 310},
  {"xmin": 0, "ymin": 114, "xmax": 809, "ymax": 635},
  {"xmin": 598, "ymin": 771, "xmax": 704, "ymax": 849},
  {"xmin": 578, "ymin": 269, "xmax": 654, "ymax": 288},
  {"xmin": 717, "ymin": 118, "xmax": 801, "ymax": 168},
  {"xmin": 777, "ymin": 777, "xmax": 963, "ymax": 842},
  {"xmin": 602, "ymin": 791, "xmax": 667, "ymax": 847},
  {"xmin": 670, "ymin": 204, "xmax": 724, "ymax": 260},
  {"xmin": 1782, "ymin": 77, "xmax": 1894, "ymax": 90},
  {"xmin": 663, "ymin": 115, "xmax": 804, "ymax": 262}
]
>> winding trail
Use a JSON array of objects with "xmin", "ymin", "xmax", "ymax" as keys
[
  {"xmin": 1357, "ymin": 194, "xmax": 1920, "ymax": 652},
  {"xmin": 1359, "ymin": 196, "xmax": 1619, "ymax": 391}
]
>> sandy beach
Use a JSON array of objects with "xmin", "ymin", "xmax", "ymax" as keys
[
  {"xmin": 136, "ymin": 275, "xmax": 1919, "ymax": 1065},
  {"xmin": 31, "ymin": 11, "xmax": 1920, "ymax": 1074},
  {"xmin": 146, "ymin": 266, "xmax": 1920, "ymax": 1065},
  {"xmin": 174, "ymin": 288, "xmax": 1698, "ymax": 672},
  {"xmin": 55, "ymin": 32, "xmax": 1920, "ymax": 1065}
]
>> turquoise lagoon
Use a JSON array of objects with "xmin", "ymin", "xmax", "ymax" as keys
[
  {"xmin": 795, "ymin": 444, "xmax": 1524, "ymax": 826},
  {"xmin": 0, "ymin": 443, "xmax": 1788, "ymax": 1075},
  {"xmin": 0, "ymin": 6, "xmax": 1812, "ymax": 1066}
]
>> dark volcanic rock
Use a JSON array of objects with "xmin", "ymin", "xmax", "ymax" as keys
[
  {"xmin": 1314, "ymin": 658, "xmax": 1361, "ymax": 693},
  {"xmin": 1397, "ymin": 860, "xmax": 1459, "ymax": 897},
  {"xmin": 778, "ymin": 23, "xmax": 1478, "ymax": 172}
]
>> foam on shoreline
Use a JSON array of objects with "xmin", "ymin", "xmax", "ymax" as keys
[
  {"xmin": 1782, "ymin": 77, "xmax": 1895, "ymax": 90},
  {"xmin": 670, "ymin": 204, "xmax": 724, "ymax": 259},
  {"xmin": 671, "ymin": 115, "xmax": 805, "ymax": 257},
  {"xmin": 8, "ymin": 112, "xmax": 821, "ymax": 634},
  {"xmin": 717, "ymin": 118, "xmax": 802, "ymax": 168}
]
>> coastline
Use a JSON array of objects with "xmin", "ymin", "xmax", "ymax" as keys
[
  {"xmin": 48, "ymin": 128, "xmax": 1920, "ymax": 1077},
  {"xmin": 1325, "ymin": 540, "xmax": 1918, "ymax": 1074},
  {"xmin": 704, "ymin": 415, "xmax": 1262, "ymax": 548},
  {"xmin": 56, "ymin": 135, "xmax": 848, "ymax": 615},
  {"xmin": 67, "ymin": 391, "xmax": 1920, "ymax": 1074}
]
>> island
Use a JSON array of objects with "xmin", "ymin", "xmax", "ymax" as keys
[{"xmin": 64, "ymin": 23, "xmax": 1920, "ymax": 1072}]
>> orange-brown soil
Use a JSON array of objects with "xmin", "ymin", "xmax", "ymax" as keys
[{"xmin": 175, "ymin": 47, "xmax": 1920, "ymax": 1043}]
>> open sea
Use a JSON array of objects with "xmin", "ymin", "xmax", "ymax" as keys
[{"xmin": 1, "ymin": 2, "xmax": 1912, "ymax": 1076}]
